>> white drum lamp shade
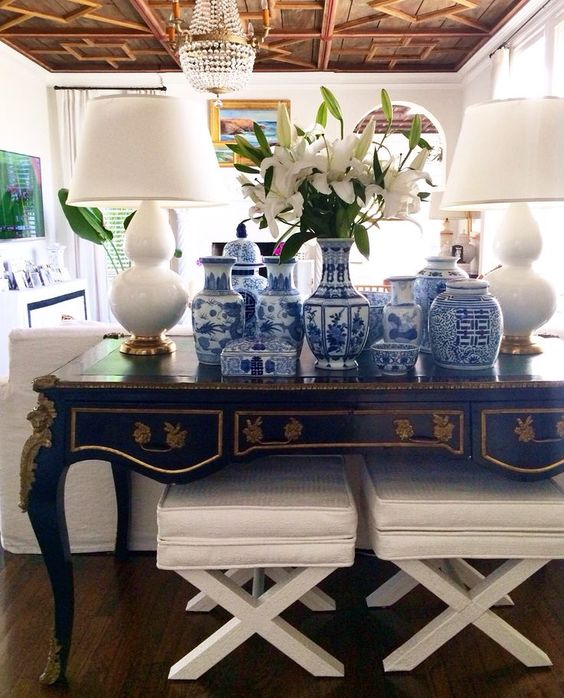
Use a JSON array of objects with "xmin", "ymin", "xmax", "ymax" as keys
[
  {"xmin": 442, "ymin": 97, "xmax": 564, "ymax": 354},
  {"xmin": 67, "ymin": 94, "xmax": 225, "ymax": 355}
]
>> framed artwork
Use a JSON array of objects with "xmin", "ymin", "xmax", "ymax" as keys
[
  {"xmin": 209, "ymin": 99, "xmax": 291, "ymax": 152},
  {"xmin": 213, "ymin": 143, "xmax": 236, "ymax": 168}
]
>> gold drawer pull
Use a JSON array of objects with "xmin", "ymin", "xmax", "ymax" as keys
[
  {"xmin": 133, "ymin": 421, "xmax": 187, "ymax": 452},
  {"xmin": 394, "ymin": 415, "xmax": 455, "ymax": 444},
  {"xmin": 515, "ymin": 415, "xmax": 564, "ymax": 444},
  {"xmin": 243, "ymin": 416, "xmax": 303, "ymax": 446}
]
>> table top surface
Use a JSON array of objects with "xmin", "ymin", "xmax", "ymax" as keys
[{"xmin": 39, "ymin": 336, "xmax": 564, "ymax": 394}]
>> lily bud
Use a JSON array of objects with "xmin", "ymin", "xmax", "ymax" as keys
[
  {"xmin": 409, "ymin": 147, "xmax": 429, "ymax": 171},
  {"xmin": 276, "ymin": 102, "xmax": 293, "ymax": 148},
  {"xmin": 355, "ymin": 118, "xmax": 375, "ymax": 160}
]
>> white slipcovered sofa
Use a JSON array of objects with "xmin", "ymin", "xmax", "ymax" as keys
[{"xmin": 0, "ymin": 322, "xmax": 191, "ymax": 554}]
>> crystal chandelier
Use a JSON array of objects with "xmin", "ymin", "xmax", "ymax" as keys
[{"xmin": 167, "ymin": 0, "xmax": 270, "ymax": 104}]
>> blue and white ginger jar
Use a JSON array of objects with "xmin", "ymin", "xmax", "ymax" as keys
[
  {"xmin": 223, "ymin": 223, "xmax": 267, "ymax": 337},
  {"xmin": 303, "ymin": 238, "xmax": 369, "ymax": 370},
  {"xmin": 429, "ymin": 279, "xmax": 503, "ymax": 370},
  {"xmin": 414, "ymin": 255, "xmax": 468, "ymax": 352},
  {"xmin": 256, "ymin": 256, "xmax": 304, "ymax": 351},
  {"xmin": 191, "ymin": 256, "xmax": 245, "ymax": 365},
  {"xmin": 362, "ymin": 290, "xmax": 390, "ymax": 351}
]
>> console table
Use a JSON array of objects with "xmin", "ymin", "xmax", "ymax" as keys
[{"xmin": 19, "ymin": 337, "xmax": 564, "ymax": 684}]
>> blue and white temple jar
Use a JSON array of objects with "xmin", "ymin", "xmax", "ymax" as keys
[
  {"xmin": 191, "ymin": 256, "xmax": 245, "ymax": 365},
  {"xmin": 223, "ymin": 223, "xmax": 267, "ymax": 337},
  {"xmin": 414, "ymin": 255, "xmax": 469, "ymax": 352},
  {"xmin": 382, "ymin": 276, "xmax": 422, "ymax": 346},
  {"xmin": 256, "ymin": 256, "xmax": 304, "ymax": 351},
  {"xmin": 429, "ymin": 279, "xmax": 503, "ymax": 370},
  {"xmin": 303, "ymin": 238, "xmax": 369, "ymax": 370}
]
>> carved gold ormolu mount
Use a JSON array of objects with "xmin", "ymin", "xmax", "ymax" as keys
[
  {"xmin": 19, "ymin": 394, "xmax": 57, "ymax": 512},
  {"xmin": 243, "ymin": 416, "xmax": 304, "ymax": 446},
  {"xmin": 515, "ymin": 415, "xmax": 564, "ymax": 443},
  {"xmin": 39, "ymin": 631, "xmax": 63, "ymax": 685},
  {"xmin": 394, "ymin": 414, "xmax": 455, "ymax": 444},
  {"xmin": 132, "ymin": 421, "xmax": 188, "ymax": 452}
]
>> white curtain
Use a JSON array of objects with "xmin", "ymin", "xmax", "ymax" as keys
[
  {"xmin": 55, "ymin": 88, "xmax": 160, "ymax": 322},
  {"xmin": 491, "ymin": 46, "xmax": 511, "ymax": 99}
]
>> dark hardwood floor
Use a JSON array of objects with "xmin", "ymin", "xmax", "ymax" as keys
[{"xmin": 1, "ymin": 548, "xmax": 562, "ymax": 698}]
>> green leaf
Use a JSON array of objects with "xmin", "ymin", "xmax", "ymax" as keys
[
  {"xmin": 353, "ymin": 224, "xmax": 370, "ymax": 260},
  {"xmin": 418, "ymin": 136, "xmax": 432, "ymax": 150},
  {"xmin": 408, "ymin": 114, "xmax": 422, "ymax": 150},
  {"xmin": 233, "ymin": 163, "xmax": 260, "ymax": 174},
  {"xmin": 264, "ymin": 166, "xmax": 274, "ymax": 197},
  {"xmin": 253, "ymin": 122, "xmax": 271, "ymax": 155},
  {"xmin": 259, "ymin": 217, "xmax": 269, "ymax": 229},
  {"xmin": 315, "ymin": 101, "xmax": 328, "ymax": 128},
  {"xmin": 279, "ymin": 230, "xmax": 317, "ymax": 262},
  {"xmin": 373, "ymin": 148, "xmax": 384, "ymax": 187},
  {"xmin": 233, "ymin": 135, "xmax": 263, "ymax": 165},
  {"xmin": 381, "ymin": 89, "xmax": 393, "ymax": 124},
  {"xmin": 57, "ymin": 188, "xmax": 111, "ymax": 245},
  {"xmin": 123, "ymin": 211, "xmax": 135, "ymax": 230},
  {"xmin": 174, "ymin": 248, "xmax": 183, "ymax": 258}
]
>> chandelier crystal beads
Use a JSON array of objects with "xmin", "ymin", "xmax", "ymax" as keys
[{"xmin": 168, "ymin": 0, "xmax": 270, "ymax": 103}]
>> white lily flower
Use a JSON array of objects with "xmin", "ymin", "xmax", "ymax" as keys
[
  {"xmin": 276, "ymin": 102, "xmax": 294, "ymax": 148},
  {"xmin": 408, "ymin": 147, "xmax": 429, "ymax": 172}
]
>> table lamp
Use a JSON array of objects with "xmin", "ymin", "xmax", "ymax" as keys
[
  {"xmin": 442, "ymin": 97, "xmax": 564, "ymax": 354},
  {"xmin": 67, "ymin": 94, "xmax": 225, "ymax": 355}
]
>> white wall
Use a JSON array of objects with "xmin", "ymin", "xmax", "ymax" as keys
[{"xmin": 0, "ymin": 43, "xmax": 52, "ymax": 266}]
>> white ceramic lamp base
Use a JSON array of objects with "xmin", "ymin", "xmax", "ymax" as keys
[
  {"xmin": 109, "ymin": 200, "xmax": 188, "ymax": 355},
  {"xmin": 486, "ymin": 203, "xmax": 556, "ymax": 354}
]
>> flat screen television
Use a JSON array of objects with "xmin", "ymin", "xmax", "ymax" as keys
[{"xmin": 0, "ymin": 149, "xmax": 45, "ymax": 240}]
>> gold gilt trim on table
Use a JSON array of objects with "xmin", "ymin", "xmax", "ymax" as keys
[
  {"xmin": 70, "ymin": 407, "xmax": 223, "ymax": 473},
  {"xmin": 235, "ymin": 409, "xmax": 464, "ymax": 456},
  {"xmin": 19, "ymin": 394, "xmax": 57, "ymax": 511},
  {"xmin": 480, "ymin": 408, "xmax": 564, "ymax": 474}
]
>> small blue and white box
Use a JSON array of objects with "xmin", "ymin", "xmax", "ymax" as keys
[{"xmin": 220, "ymin": 338, "xmax": 298, "ymax": 377}]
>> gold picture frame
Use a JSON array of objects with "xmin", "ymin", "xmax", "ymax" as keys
[{"xmin": 209, "ymin": 99, "xmax": 291, "ymax": 155}]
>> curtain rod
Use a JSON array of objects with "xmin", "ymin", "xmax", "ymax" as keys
[
  {"xmin": 53, "ymin": 85, "xmax": 167, "ymax": 91},
  {"xmin": 489, "ymin": 0, "xmax": 553, "ymax": 57}
]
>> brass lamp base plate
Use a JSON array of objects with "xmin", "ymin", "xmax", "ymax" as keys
[
  {"xmin": 119, "ymin": 335, "xmax": 176, "ymax": 356},
  {"xmin": 499, "ymin": 335, "xmax": 544, "ymax": 355}
]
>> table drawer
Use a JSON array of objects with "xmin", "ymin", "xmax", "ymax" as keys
[
  {"xmin": 235, "ymin": 407, "xmax": 467, "ymax": 456},
  {"xmin": 70, "ymin": 407, "xmax": 223, "ymax": 474},
  {"xmin": 475, "ymin": 405, "xmax": 564, "ymax": 478}
]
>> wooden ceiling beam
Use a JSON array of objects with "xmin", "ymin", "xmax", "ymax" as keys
[
  {"xmin": 128, "ymin": 0, "xmax": 179, "ymax": 62},
  {"xmin": 317, "ymin": 0, "xmax": 338, "ymax": 70},
  {"xmin": 0, "ymin": 28, "xmax": 154, "ymax": 37}
]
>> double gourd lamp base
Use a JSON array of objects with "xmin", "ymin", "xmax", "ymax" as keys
[{"xmin": 65, "ymin": 94, "xmax": 225, "ymax": 355}]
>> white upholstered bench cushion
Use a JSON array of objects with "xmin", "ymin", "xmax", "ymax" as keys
[
  {"xmin": 157, "ymin": 455, "xmax": 357, "ymax": 570},
  {"xmin": 361, "ymin": 459, "xmax": 564, "ymax": 560}
]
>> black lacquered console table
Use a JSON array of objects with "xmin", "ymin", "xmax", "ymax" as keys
[{"xmin": 20, "ymin": 337, "xmax": 564, "ymax": 684}]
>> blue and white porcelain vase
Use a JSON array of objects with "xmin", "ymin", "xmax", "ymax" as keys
[
  {"xmin": 223, "ymin": 223, "xmax": 267, "ymax": 337},
  {"xmin": 382, "ymin": 276, "xmax": 422, "ymax": 346},
  {"xmin": 429, "ymin": 279, "xmax": 503, "ymax": 370},
  {"xmin": 413, "ymin": 255, "xmax": 469, "ymax": 352},
  {"xmin": 191, "ymin": 256, "xmax": 245, "ymax": 365},
  {"xmin": 303, "ymin": 238, "xmax": 369, "ymax": 370},
  {"xmin": 256, "ymin": 256, "xmax": 304, "ymax": 351}
]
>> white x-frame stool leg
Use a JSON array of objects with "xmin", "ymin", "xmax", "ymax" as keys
[
  {"xmin": 170, "ymin": 566, "xmax": 344, "ymax": 679},
  {"xmin": 186, "ymin": 567, "xmax": 336, "ymax": 612},
  {"xmin": 369, "ymin": 558, "xmax": 551, "ymax": 672}
]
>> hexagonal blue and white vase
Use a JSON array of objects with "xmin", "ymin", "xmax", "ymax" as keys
[
  {"xmin": 191, "ymin": 256, "xmax": 245, "ymax": 365},
  {"xmin": 383, "ymin": 276, "xmax": 423, "ymax": 346},
  {"xmin": 256, "ymin": 256, "xmax": 304, "ymax": 352},
  {"xmin": 303, "ymin": 238, "xmax": 369, "ymax": 370},
  {"xmin": 429, "ymin": 279, "xmax": 503, "ymax": 369}
]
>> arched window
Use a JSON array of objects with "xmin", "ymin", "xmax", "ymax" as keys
[{"xmin": 349, "ymin": 103, "xmax": 446, "ymax": 288}]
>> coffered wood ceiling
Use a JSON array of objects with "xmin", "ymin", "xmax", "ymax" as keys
[{"xmin": 0, "ymin": 1, "xmax": 531, "ymax": 74}]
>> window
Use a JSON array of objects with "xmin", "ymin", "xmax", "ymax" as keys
[{"xmin": 100, "ymin": 208, "xmax": 133, "ymax": 281}]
